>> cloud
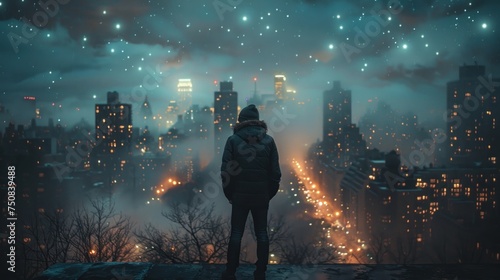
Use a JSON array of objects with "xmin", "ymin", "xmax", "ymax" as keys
[{"xmin": 374, "ymin": 57, "xmax": 456, "ymax": 89}]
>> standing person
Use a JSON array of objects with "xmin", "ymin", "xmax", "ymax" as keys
[{"xmin": 221, "ymin": 104, "xmax": 281, "ymax": 280}]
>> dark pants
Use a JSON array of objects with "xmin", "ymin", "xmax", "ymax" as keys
[{"xmin": 226, "ymin": 202, "xmax": 269, "ymax": 274}]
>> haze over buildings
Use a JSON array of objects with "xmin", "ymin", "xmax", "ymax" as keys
[{"xmin": 0, "ymin": 0, "xmax": 499, "ymax": 276}]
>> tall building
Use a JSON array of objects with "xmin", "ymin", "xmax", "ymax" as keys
[
  {"xmin": 177, "ymin": 78, "xmax": 193, "ymax": 114},
  {"xmin": 323, "ymin": 81, "xmax": 352, "ymax": 145},
  {"xmin": 322, "ymin": 81, "xmax": 364, "ymax": 167},
  {"xmin": 214, "ymin": 81, "xmax": 238, "ymax": 156},
  {"xmin": 446, "ymin": 64, "xmax": 500, "ymax": 166},
  {"xmin": 95, "ymin": 91, "xmax": 133, "ymax": 156},
  {"xmin": 165, "ymin": 100, "xmax": 180, "ymax": 129},
  {"xmin": 274, "ymin": 74, "xmax": 286, "ymax": 100},
  {"xmin": 93, "ymin": 91, "xmax": 133, "ymax": 190},
  {"xmin": 184, "ymin": 104, "xmax": 212, "ymax": 140}
]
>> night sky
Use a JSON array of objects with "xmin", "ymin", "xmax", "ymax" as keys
[{"xmin": 1, "ymin": 0, "xmax": 499, "ymax": 128}]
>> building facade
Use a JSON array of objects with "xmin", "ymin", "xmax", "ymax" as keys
[
  {"xmin": 214, "ymin": 81, "xmax": 238, "ymax": 157},
  {"xmin": 447, "ymin": 64, "xmax": 499, "ymax": 166}
]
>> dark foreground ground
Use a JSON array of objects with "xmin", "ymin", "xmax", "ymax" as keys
[{"xmin": 32, "ymin": 262, "xmax": 500, "ymax": 280}]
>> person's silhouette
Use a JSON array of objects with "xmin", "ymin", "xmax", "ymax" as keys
[{"xmin": 221, "ymin": 104, "xmax": 281, "ymax": 280}]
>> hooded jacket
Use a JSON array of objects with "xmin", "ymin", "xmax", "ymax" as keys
[{"xmin": 221, "ymin": 120, "xmax": 281, "ymax": 205}]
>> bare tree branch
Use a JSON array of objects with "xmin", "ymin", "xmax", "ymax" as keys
[{"xmin": 135, "ymin": 202, "xmax": 230, "ymax": 264}]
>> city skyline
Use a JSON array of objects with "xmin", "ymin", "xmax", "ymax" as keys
[
  {"xmin": 1, "ymin": 54, "xmax": 499, "ymax": 278},
  {"xmin": 1, "ymin": 0, "xmax": 500, "ymax": 129},
  {"xmin": 1, "ymin": 62, "xmax": 498, "ymax": 168}
]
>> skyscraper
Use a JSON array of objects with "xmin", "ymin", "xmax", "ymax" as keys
[
  {"xmin": 94, "ymin": 91, "xmax": 133, "ymax": 189},
  {"xmin": 177, "ymin": 78, "xmax": 193, "ymax": 114},
  {"xmin": 322, "ymin": 81, "xmax": 365, "ymax": 167},
  {"xmin": 95, "ymin": 91, "xmax": 133, "ymax": 156},
  {"xmin": 323, "ymin": 81, "xmax": 352, "ymax": 144},
  {"xmin": 446, "ymin": 64, "xmax": 499, "ymax": 166},
  {"xmin": 274, "ymin": 74, "xmax": 286, "ymax": 100},
  {"xmin": 214, "ymin": 81, "xmax": 238, "ymax": 156}
]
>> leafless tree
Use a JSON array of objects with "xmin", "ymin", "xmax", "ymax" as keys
[
  {"xmin": 387, "ymin": 233, "xmax": 418, "ymax": 265},
  {"xmin": 277, "ymin": 237, "xmax": 311, "ymax": 264},
  {"xmin": 367, "ymin": 231, "xmax": 389, "ymax": 264},
  {"xmin": 69, "ymin": 199, "xmax": 136, "ymax": 262},
  {"xmin": 135, "ymin": 202, "xmax": 230, "ymax": 263},
  {"xmin": 430, "ymin": 229, "xmax": 450, "ymax": 264},
  {"xmin": 276, "ymin": 236, "xmax": 337, "ymax": 265},
  {"xmin": 19, "ymin": 209, "xmax": 74, "ymax": 279},
  {"xmin": 17, "ymin": 199, "xmax": 135, "ymax": 279},
  {"xmin": 134, "ymin": 223, "xmax": 183, "ymax": 263},
  {"xmin": 456, "ymin": 232, "xmax": 485, "ymax": 264}
]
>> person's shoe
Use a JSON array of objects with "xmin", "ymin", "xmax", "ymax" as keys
[
  {"xmin": 253, "ymin": 270, "xmax": 266, "ymax": 280},
  {"xmin": 221, "ymin": 270, "xmax": 237, "ymax": 280}
]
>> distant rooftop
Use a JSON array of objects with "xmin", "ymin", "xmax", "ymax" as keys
[
  {"xmin": 33, "ymin": 262, "xmax": 500, "ymax": 280},
  {"xmin": 459, "ymin": 63, "xmax": 485, "ymax": 80}
]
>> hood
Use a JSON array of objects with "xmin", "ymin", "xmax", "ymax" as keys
[{"xmin": 233, "ymin": 120, "xmax": 268, "ymax": 143}]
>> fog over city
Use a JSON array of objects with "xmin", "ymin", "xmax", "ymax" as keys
[{"xmin": 1, "ymin": 0, "xmax": 500, "ymax": 278}]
